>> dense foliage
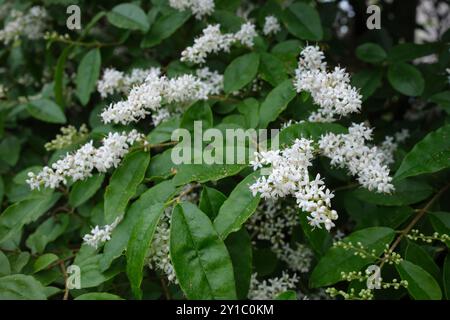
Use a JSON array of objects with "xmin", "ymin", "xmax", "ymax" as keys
[{"xmin": 0, "ymin": 0, "xmax": 449, "ymax": 300}]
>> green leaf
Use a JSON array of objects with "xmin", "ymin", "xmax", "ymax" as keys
[
  {"xmin": 396, "ymin": 260, "xmax": 442, "ymax": 300},
  {"xmin": 104, "ymin": 151, "xmax": 150, "ymax": 224},
  {"xmin": 310, "ymin": 227, "xmax": 395, "ymax": 288},
  {"xmin": 278, "ymin": 122, "xmax": 347, "ymax": 146},
  {"xmin": 225, "ymin": 228, "xmax": 252, "ymax": 300},
  {"xmin": 126, "ymin": 203, "xmax": 165, "ymax": 299},
  {"xmin": 356, "ymin": 43, "xmax": 387, "ymax": 63},
  {"xmin": 224, "ymin": 53, "xmax": 260, "ymax": 94},
  {"xmin": 281, "ymin": 2, "xmax": 323, "ymax": 41},
  {"xmin": 141, "ymin": 11, "xmax": 190, "ymax": 48},
  {"xmin": 199, "ymin": 186, "xmax": 227, "ymax": 220},
  {"xmin": 107, "ymin": 3, "xmax": 150, "ymax": 32},
  {"xmin": 173, "ymin": 164, "xmax": 246, "ymax": 186},
  {"xmin": 54, "ymin": 46, "xmax": 72, "ymax": 107},
  {"xmin": 0, "ymin": 136, "xmax": 21, "ymax": 166},
  {"xmin": 429, "ymin": 212, "xmax": 450, "ymax": 235},
  {"xmin": 352, "ymin": 179, "xmax": 433, "ymax": 206},
  {"xmin": 388, "ymin": 43, "xmax": 439, "ymax": 62},
  {"xmin": 214, "ymin": 171, "xmax": 261, "ymax": 239},
  {"xmin": 0, "ymin": 274, "xmax": 47, "ymax": 300},
  {"xmin": 430, "ymin": 91, "xmax": 450, "ymax": 114},
  {"xmin": 147, "ymin": 117, "xmax": 180, "ymax": 144},
  {"xmin": 69, "ymin": 174, "xmax": 104, "ymax": 208},
  {"xmin": 388, "ymin": 62, "xmax": 424, "ymax": 96},
  {"xmin": 258, "ymin": 79, "xmax": 296, "ymax": 128},
  {"xmin": 276, "ymin": 290, "xmax": 297, "ymax": 300},
  {"xmin": 299, "ymin": 213, "xmax": 332, "ymax": 257},
  {"xmin": 351, "ymin": 69, "xmax": 383, "ymax": 101},
  {"xmin": 26, "ymin": 215, "xmax": 69, "ymax": 254},
  {"xmin": 76, "ymin": 48, "xmax": 101, "ymax": 106},
  {"xmin": 180, "ymin": 101, "xmax": 213, "ymax": 132},
  {"xmin": 75, "ymin": 292, "xmax": 124, "ymax": 300},
  {"xmin": 444, "ymin": 255, "xmax": 450, "ymax": 299},
  {"xmin": 26, "ymin": 99, "xmax": 67, "ymax": 124},
  {"xmin": 405, "ymin": 242, "xmax": 440, "ymax": 281},
  {"xmin": 170, "ymin": 202, "xmax": 237, "ymax": 299},
  {"xmin": 395, "ymin": 125, "xmax": 450, "ymax": 180},
  {"xmin": 33, "ymin": 253, "xmax": 59, "ymax": 273},
  {"xmin": 0, "ymin": 251, "xmax": 10, "ymax": 277},
  {"xmin": 101, "ymin": 180, "xmax": 176, "ymax": 269},
  {"xmin": 0, "ymin": 192, "xmax": 61, "ymax": 243},
  {"xmin": 259, "ymin": 52, "xmax": 288, "ymax": 87}
]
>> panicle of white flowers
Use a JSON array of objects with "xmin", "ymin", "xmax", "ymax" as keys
[
  {"xmin": 263, "ymin": 16, "xmax": 281, "ymax": 35},
  {"xmin": 44, "ymin": 124, "xmax": 89, "ymax": 151},
  {"xmin": 101, "ymin": 68, "xmax": 222, "ymax": 126},
  {"xmin": 181, "ymin": 23, "xmax": 257, "ymax": 64},
  {"xmin": 147, "ymin": 208, "xmax": 178, "ymax": 283},
  {"xmin": 248, "ymin": 272, "xmax": 299, "ymax": 300},
  {"xmin": 247, "ymin": 200, "xmax": 298, "ymax": 251},
  {"xmin": 319, "ymin": 123, "xmax": 395, "ymax": 193},
  {"xmin": 294, "ymin": 46, "xmax": 362, "ymax": 122},
  {"xmin": 277, "ymin": 243, "xmax": 314, "ymax": 273},
  {"xmin": 0, "ymin": 6, "xmax": 47, "ymax": 45},
  {"xmin": 83, "ymin": 217, "xmax": 122, "ymax": 249},
  {"xmin": 169, "ymin": 0, "xmax": 215, "ymax": 19},
  {"xmin": 26, "ymin": 130, "xmax": 146, "ymax": 190},
  {"xmin": 250, "ymin": 138, "xmax": 338, "ymax": 231},
  {"xmin": 379, "ymin": 129, "xmax": 410, "ymax": 165},
  {"xmin": 97, "ymin": 67, "xmax": 160, "ymax": 98}
]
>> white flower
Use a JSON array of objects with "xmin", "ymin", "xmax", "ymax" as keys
[
  {"xmin": 318, "ymin": 123, "xmax": 395, "ymax": 193},
  {"xmin": 181, "ymin": 23, "xmax": 257, "ymax": 64},
  {"xmin": 263, "ymin": 16, "xmax": 281, "ymax": 35},
  {"xmin": 26, "ymin": 130, "xmax": 146, "ymax": 190},
  {"xmin": 44, "ymin": 124, "xmax": 89, "ymax": 151},
  {"xmin": 294, "ymin": 46, "xmax": 362, "ymax": 122},
  {"xmin": 278, "ymin": 243, "xmax": 314, "ymax": 273},
  {"xmin": 169, "ymin": 0, "xmax": 215, "ymax": 19},
  {"xmin": 248, "ymin": 272, "xmax": 299, "ymax": 300},
  {"xmin": 0, "ymin": 6, "xmax": 47, "ymax": 45},
  {"xmin": 101, "ymin": 69, "xmax": 222, "ymax": 125},
  {"xmin": 97, "ymin": 67, "xmax": 160, "ymax": 98},
  {"xmin": 83, "ymin": 217, "xmax": 122, "ymax": 249},
  {"xmin": 250, "ymin": 138, "xmax": 338, "ymax": 231}
]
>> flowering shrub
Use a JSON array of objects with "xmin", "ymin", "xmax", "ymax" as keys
[{"xmin": 0, "ymin": 0, "xmax": 449, "ymax": 301}]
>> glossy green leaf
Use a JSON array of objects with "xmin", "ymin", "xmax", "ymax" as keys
[
  {"xmin": 26, "ymin": 99, "xmax": 67, "ymax": 124},
  {"xmin": 199, "ymin": 186, "xmax": 227, "ymax": 220},
  {"xmin": 278, "ymin": 122, "xmax": 347, "ymax": 146},
  {"xmin": 444, "ymin": 255, "xmax": 450, "ymax": 299},
  {"xmin": 356, "ymin": 43, "xmax": 387, "ymax": 63},
  {"xmin": 276, "ymin": 290, "xmax": 297, "ymax": 300},
  {"xmin": 214, "ymin": 171, "xmax": 261, "ymax": 239},
  {"xmin": 405, "ymin": 241, "xmax": 440, "ymax": 281},
  {"xmin": 351, "ymin": 69, "xmax": 383, "ymax": 101},
  {"xmin": 69, "ymin": 174, "xmax": 104, "ymax": 208},
  {"xmin": 0, "ymin": 274, "xmax": 47, "ymax": 300},
  {"xmin": 76, "ymin": 48, "xmax": 101, "ymax": 106},
  {"xmin": 224, "ymin": 53, "xmax": 260, "ymax": 94},
  {"xmin": 75, "ymin": 292, "xmax": 124, "ymax": 300},
  {"xmin": 141, "ymin": 11, "xmax": 190, "ymax": 47},
  {"xmin": 107, "ymin": 3, "xmax": 150, "ymax": 32},
  {"xmin": 0, "ymin": 251, "xmax": 10, "ymax": 277},
  {"xmin": 258, "ymin": 79, "xmax": 296, "ymax": 128},
  {"xmin": 170, "ymin": 202, "xmax": 237, "ymax": 299},
  {"xmin": 281, "ymin": 2, "xmax": 323, "ymax": 41},
  {"xmin": 173, "ymin": 164, "xmax": 246, "ymax": 186},
  {"xmin": 126, "ymin": 203, "xmax": 165, "ymax": 299},
  {"xmin": 395, "ymin": 125, "xmax": 450, "ymax": 180},
  {"xmin": 396, "ymin": 260, "xmax": 442, "ymax": 300},
  {"xmin": 388, "ymin": 62, "xmax": 424, "ymax": 96},
  {"xmin": 33, "ymin": 253, "xmax": 59, "ymax": 273},
  {"xmin": 104, "ymin": 151, "xmax": 150, "ymax": 224},
  {"xmin": 259, "ymin": 52, "xmax": 288, "ymax": 87}
]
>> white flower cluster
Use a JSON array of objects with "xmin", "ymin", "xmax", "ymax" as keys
[
  {"xmin": 147, "ymin": 209, "xmax": 178, "ymax": 283},
  {"xmin": 97, "ymin": 67, "xmax": 160, "ymax": 98},
  {"xmin": 250, "ymin": 138, "xmax": 338, "ymax": 231},
  {"xmin": 0, "ymin": 6, "xmax": 47, "ymax": 45},
  {"xmin": 278, "ymin": 243, "xmax": 314, "ymax": 273},
  {"xmin": 248, "ymin": 272, "xmax": 299, "ymax": 300},
  {"xmin": 181, "ymin": 23, "xmax": 257, "ymax": 64},
  {"xmin": 263, "ymin": 16, "xmax": 281, "ymax": 35},
  {"xmin": 83, "ymin": 217, "xmax": 122, "ymax": 249},
  {"xmin": 379, "ymin": 129, "xmax": 410, "ymax": 165},
  {"xmin": 318, "ymin": 123, "xmax": 395, "ymax": 193},
  {"xmin": 44, "ymin": 124, "xmax": 89, "ymax": 151},
  {"xmin": 101, "ymin": 68, "xmax": 222, "ymax": 125},
  {"xmin": 294, "ymin": 46, "xmax": 362, "ymax": 122},
  {"xmin": 169, "ymin": 0, "xmax": 215, "ymax": 19},
  {"xmin": 27, "ymin": 130, "xmax": 146, "ymax": 190}
]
